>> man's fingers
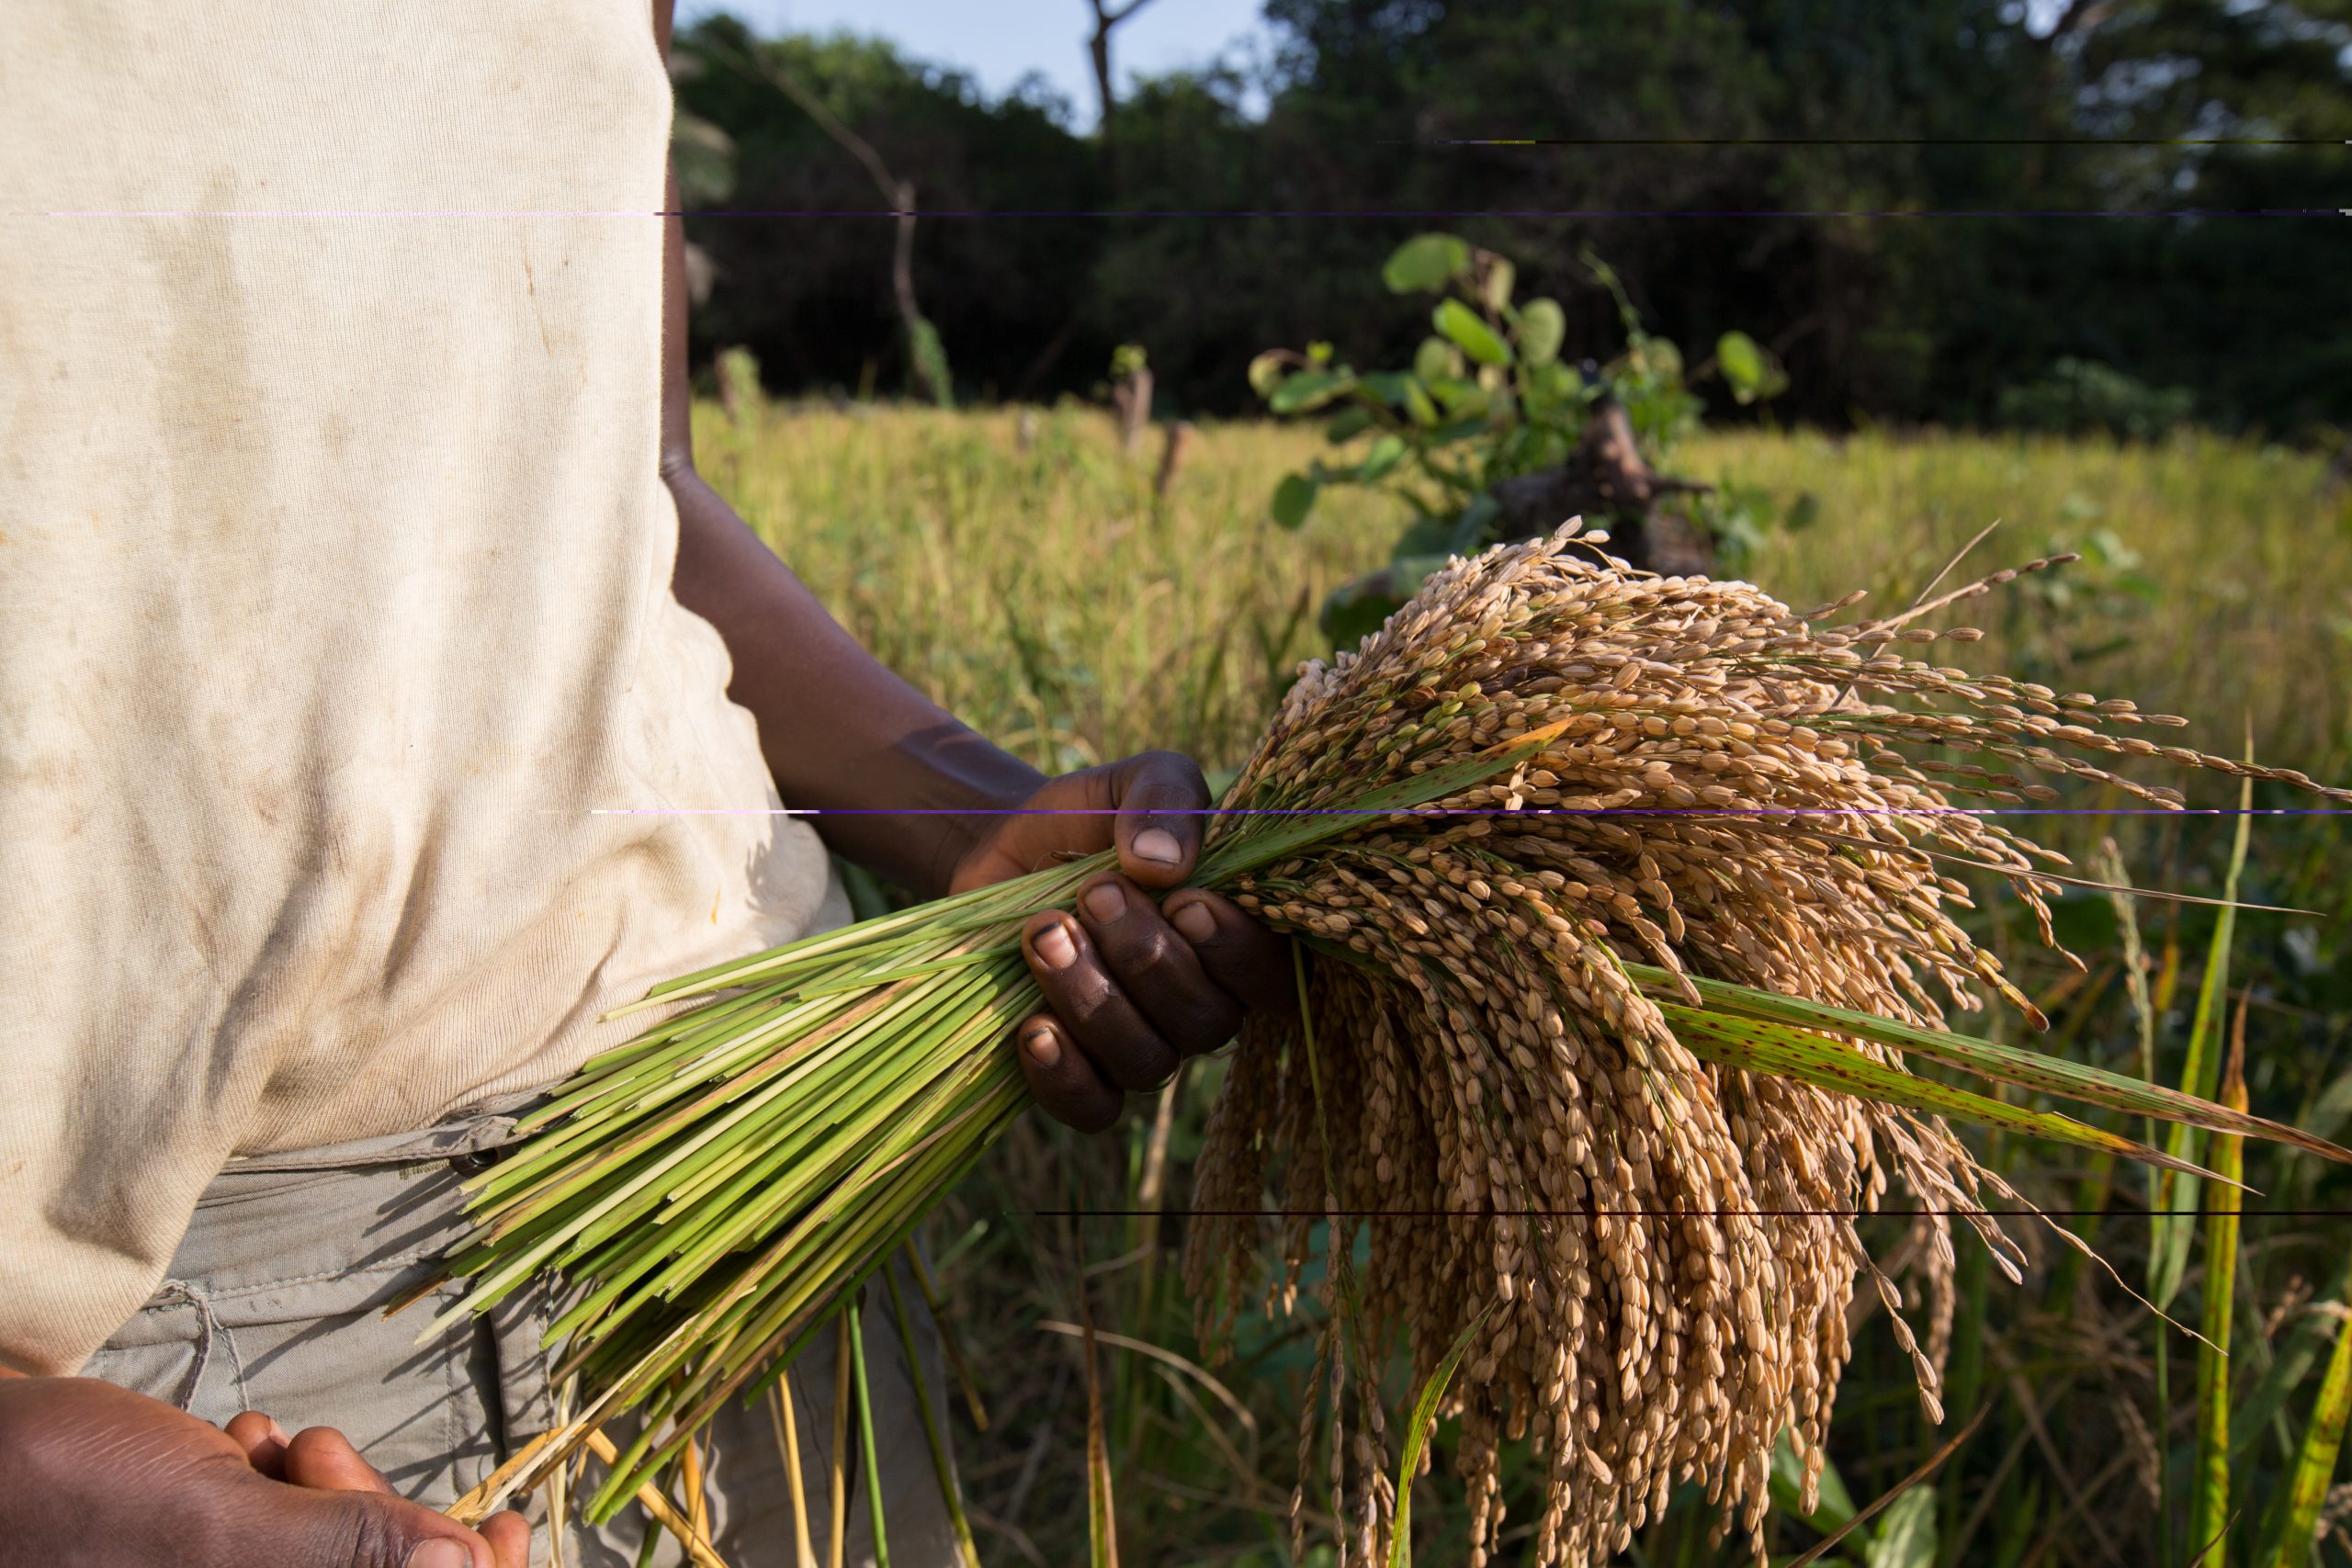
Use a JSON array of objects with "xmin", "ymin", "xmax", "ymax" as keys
[
  {"xmin": 395, "ymin": 1539, "xmax": 479, "ymax": 1568},
  {"xmin": 283, "ymin": 1423, "xmax": 395, "ymax": 1495},
  {"xmin": 232, "ymin": 1470, "xmax": 508, "ymax": 1568},
  {"xmin": 1161, "ymin": 890, "xmax": 1297, "ymax": 1015},
  {"xmin": 1109, "ymin": 750, "xmax": 1208, "ymax": 889},
  {"xmin": 223, "ymin": 1409, "xmax": 291, "ymax": 1480},
  {"xmin": 1023, "ymin": 911, "xmax": 1180, "ymax": 1091},
  {"xmin": 1012, "ymin": 1015, "xmax": 1124, "ymax": 1132},
  {"xmin": 1073, "ymin": 874, "xmax": 1242, "ymax": 1057},
  {"xmin": 983, "ymin": 750, "xmax": 1279, "ymax": 1139},
  {"xmin": 0, "ymin": 1375, "xmax": 522, "ymax": 1568},
  {"xmin": 481, "ymin": 1510, "xmax": 533, "ymax": 1568},
  {"xmin": 238, "ymin": 1419, "xmax": 521, "ymax": 1567}
]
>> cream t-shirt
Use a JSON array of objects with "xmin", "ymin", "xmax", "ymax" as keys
[{"xmin": 0, "ymin": 4, "xmax": 846, "ymax": 1375}]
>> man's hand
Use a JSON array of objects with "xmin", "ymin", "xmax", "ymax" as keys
[
  {"xmin": 0, "ymin": 1373, "xmax": 529, "ymax": 1568},
  {"xmin": 948, "ymin": 751, "xmax": 1294, "ymax": 1132}
]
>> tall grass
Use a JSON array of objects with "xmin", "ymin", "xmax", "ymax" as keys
[
  {"xmin": 700, "ymin": 403, "xmax": 2352, "ymax": 786},
  {"xmin": 696, "ymin": 400, "xmax": 2352, "ymax": 1567},
  {"xmin": 1696, "ymin": 428, "xmax": 2352, "ymax": 773},
  {"xmin": 695, "ymin": 404, "xmax": 1393, "ymax": 779}
]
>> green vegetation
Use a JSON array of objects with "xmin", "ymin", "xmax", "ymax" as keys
[
  {"xmin": 694, "ymin": 400, "xmax": 2352, "ymax": 1566},
  {"xmin": 1250, "ymin": 233, "xmax": 1806, "ymax": 643}
]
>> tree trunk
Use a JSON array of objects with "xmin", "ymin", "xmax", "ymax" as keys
[
  {"xmin": 1089, "ymin": 20, "xmax": 1115, "ymax": 146},
  {"xmin": 1086, "ymin": 0, "xmax": 1160, "ymax": 159},
  {"xmin": 1112, "ymin": 366, "xmax": 1154, "ymax": 457},
  {"xmin": 1487, "ymin": 398, "xmax": 1717, "ymax": 576},
  {"xmin": 886, "ymin": 179, "xmax": 950, "ymax": 407},
  {"xmin": 738, "ymin": 48, "xmax": 952, "ymax": 408}
]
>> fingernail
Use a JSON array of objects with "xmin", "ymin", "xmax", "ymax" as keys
[
  {"xmin": 1133, "ymin": 827, "xmax": 1183, "ymax": 864},
  {"xmin": 1034, "ymin": 920, "xmax": 1077, "ymax": 970},
  {"xmin": 406, "ymin": 1541, "xmax": 469, "ymax": 1568},
  {"xmin": 1170, "ymin": 901, "xmax": 1216, "ymax": 942},
  {"xmin": 1023, "ymin": 1027, "xmax": 1061, "ymax": 1068},
  {"xmin": 265, "ymin": 1418, "xmax": 290, "ymax": 1445},
  {"xmin": 1083, "ymin": 882, "xmax": 1125, "ymax": 922}
]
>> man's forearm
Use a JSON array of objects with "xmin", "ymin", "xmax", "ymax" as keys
[
  {"xmin": 654, "ymin": 130, "xmax": 1038, "ymax": 896},
  {"xmin": 664, "ymin": 469, "xmax": 1044, "ymax": 897}
]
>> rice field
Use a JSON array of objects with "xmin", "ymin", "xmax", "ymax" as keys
[
  {"xmin": 695, "ymin": 400, "xmax": 2352, "ymax": 1567},
  {"xmin": 698, "ymin": 403, "xmax": 2352, "ymax": 786}
]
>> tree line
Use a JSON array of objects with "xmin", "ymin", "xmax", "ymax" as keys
[{"xmin": 673, "ymin": 0, "xmax": 2350, "ymax": 438}]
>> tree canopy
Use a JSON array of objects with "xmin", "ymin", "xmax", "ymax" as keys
[{"xmin": 674, "ymin": 0, "xmax": 2350, "ymax": 435}]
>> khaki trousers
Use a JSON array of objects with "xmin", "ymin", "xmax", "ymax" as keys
[{"xmin": 81, "ymin": 1102, "xmax": 964, "ymax": 1567}]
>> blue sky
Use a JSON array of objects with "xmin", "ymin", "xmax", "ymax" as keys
[{"xmin": 677, "ymin": 0, "xmax": 1274, "ymax": 126}]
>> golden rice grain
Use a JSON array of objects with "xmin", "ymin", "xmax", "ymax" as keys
[{"xmin": 1181, "ymin": 527, "xmax": 2347, "ymax": 1566}]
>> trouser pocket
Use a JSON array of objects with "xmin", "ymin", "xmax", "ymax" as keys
[{"xmin": 83, "ymin": 1113, "xmax": 967, "ymax": 1567}]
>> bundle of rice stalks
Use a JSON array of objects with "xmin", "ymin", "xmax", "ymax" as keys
[{"xmin": 426, "ymin": 527, "xmax": 2348, "ymax": 1563}]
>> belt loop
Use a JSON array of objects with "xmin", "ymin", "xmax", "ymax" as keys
[{"xmin": 153, "ymin": 1279, "xmax": 253, "ymax": 1415}]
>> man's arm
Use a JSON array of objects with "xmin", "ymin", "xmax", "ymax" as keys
[
  {"xmin": 657, "ymin": 191, "xmax": 1046, "ymax": 897},
  {"xmin": 650, "ymin": 5, "xmax": 1291, "ymax": 1131},
  {"xmin": 650, "ymin": 0, "xmax": 1041, "ymax": 897}
]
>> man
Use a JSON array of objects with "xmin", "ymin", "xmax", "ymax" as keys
[{"xmin": 0, "ymin": 4, "xmax": 1286, "ymax": 1563}]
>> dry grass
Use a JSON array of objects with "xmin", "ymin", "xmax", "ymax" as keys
[
  {"xmin": 701, "ymin": 402, "xmax": 2352, "ymax": 788},
  {"xmin": 695, "ymin": 401, "xmax": 1395, "ymax": 779},
  {"xmin": 1690, "ymin": 427, "xmax": 2352, "ymax": 772}
]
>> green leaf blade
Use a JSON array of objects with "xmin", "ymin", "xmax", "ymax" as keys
[
  {"xmin": 1382, "ymin": 232, "xmax": 1471, "ymax": 294},
  {"xmin": 1272, "ymin": 473, "xmax": 1319, "ymax": 530},
  {"xmin": 2155, "ymin": 770, "xmax": 2256, "ymax": 1310},
  {"xmin": 1668, "ymin": 1011, "xmax": 2234, "ymax": 1184},
  {"xmin": 1516, "ymin": 298, "xmax": 1566, "ymax": 367},
  {"xmin": 1432, "ymin": 299, "xmax": 1512, "ymax": 368},
  {"xmin": 1270, "ymin": 368, "xmax": 1353, "ymax": 414},
  {"xmin": 2257, "ymin": 1253, "xmax": 2352, "ymax": 1568},
  {"xmin": 1629, "ymin": 967, "xmax": 2351, "ymax": 1168},
  {"xmin": 1387, "ymin": 1308, "xmax": 1491, "ymax": 1568},
  {"xmin": 2188, "ymin": 1050, "xmax": 2245, "ymax": 1568}
]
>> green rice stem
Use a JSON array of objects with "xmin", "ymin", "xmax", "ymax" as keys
[{"xmin": 848, "ymin": 1294, "xmax": 890, "ymax": 1568}]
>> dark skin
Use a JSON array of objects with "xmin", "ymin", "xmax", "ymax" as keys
[
  {"xmin": 0, "ymin": 2, "xmax": 1286, "ymax": 1557},
  {"xmin": 0, "ymin": 1371, "xmax": 532, "ymax": 1567}
]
